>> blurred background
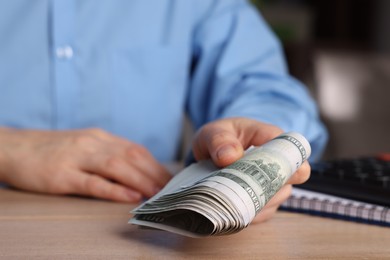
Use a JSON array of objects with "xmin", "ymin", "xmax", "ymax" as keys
[{"xmin": 251, "ymin": 0, "xmax": 390, "ymax": 160}]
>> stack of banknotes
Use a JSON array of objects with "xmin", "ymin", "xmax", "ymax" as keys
[{"xmin": 130, "ymin": 132, "xmax": 311, "ymax": 237}]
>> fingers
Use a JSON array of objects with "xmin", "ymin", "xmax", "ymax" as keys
[
  {"xmin": 234, "ymin": 121, "xmax": 283, "ymax": 148},
  {"xmin": 68, "ymin": 129, "xmax": 171, "ymax": 199},
  {"xmin": 85, "ymin": 155, "xmax": 160, "ymax": 198},
  {"xmin": 193, "ymin": 125, "xmax": 244, "ymax": 167},
  {"xmin": 70, "ymin": 172, "xmax": 142, "ymax": 203},
  {"xmin": 251, "ymin": 204, "xmax": 279, "ymax": 224},
  {"xmin": 121, "ymin": 144, "xmax": 172, "ymax": 187},
  {"xmin": 79, "ymin": 140, "xmax": 171, "ymax": 198},
  {"xmin": 251, "ymin": 184, "xmax": 292, "ymax": 224},
  {"xmin": 287, "ymin": 161, "xmax": 311, "ymax": 185},
  {"xmin": 91, "ymin": 130, "xmax": 172, "ymax": 187},
  {"xmin": 192, "ymin": 118, "xmax": 283, "ymax": 167}
]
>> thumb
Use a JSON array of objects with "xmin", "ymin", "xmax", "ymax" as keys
[{"xmin": 193, "ymin": 125, "xmax": 244, "ymax": 168}]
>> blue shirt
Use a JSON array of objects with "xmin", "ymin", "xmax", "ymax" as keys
[{"xmin": 0, "ymin": 0, "xmax": 327, "ymax": 162}]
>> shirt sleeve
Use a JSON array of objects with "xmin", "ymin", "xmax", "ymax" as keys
[{"xmin": 186, "ymin": 0, "xmax": 328, "ymax": 161}]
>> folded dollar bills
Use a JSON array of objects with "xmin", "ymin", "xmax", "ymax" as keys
[{"xmin": 130, "ymin": 132, "xmax": 311, "ymax": 237}]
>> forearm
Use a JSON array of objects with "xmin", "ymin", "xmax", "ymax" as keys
[
  {"xmin": 188, "ymin": 1, "xmax": 327, "ymax": 160},
  {"xmin": 216, "ymin": 79, "xmax": 327, "ymax": 161}
]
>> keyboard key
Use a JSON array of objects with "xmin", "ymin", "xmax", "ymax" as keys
[{"xmin": 298, "ymin": 156, "xmax": 390, "ymax": 207}]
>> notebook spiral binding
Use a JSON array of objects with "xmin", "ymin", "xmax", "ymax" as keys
[{"xmin": 281, "ymin": 189, "xmax": 390, "ymax": 227}]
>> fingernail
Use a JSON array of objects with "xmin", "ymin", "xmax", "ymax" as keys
[
  {"xmin": 124, "ymin": 189, "xmax": 142, "ymax": 202},
  {"xmin": 217, "ymin": 145, "xmax": 237, "ymax": 161}
]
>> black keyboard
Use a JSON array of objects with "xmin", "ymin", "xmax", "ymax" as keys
[{"xmin": 297, "ymin": 155, "xmax": 390, "ymax": 207}]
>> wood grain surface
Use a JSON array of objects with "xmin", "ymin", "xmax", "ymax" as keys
[{"xmin": 1, "ymin": 188, "xmax": 389, "ymax": 259}]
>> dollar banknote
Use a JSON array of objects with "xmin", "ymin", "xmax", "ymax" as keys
[{"xmin": 130, "ymin": 132, "xmax": 311, "ymax": 237}]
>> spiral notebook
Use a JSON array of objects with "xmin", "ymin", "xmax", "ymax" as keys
[{"xmin": 281, "ymin": 188, "xmax": 390, "ymax": 227}]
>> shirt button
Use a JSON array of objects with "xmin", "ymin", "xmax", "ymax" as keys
[{"xmin": 56, "ymin": 45, "xmax": 74, "ymax": 59}]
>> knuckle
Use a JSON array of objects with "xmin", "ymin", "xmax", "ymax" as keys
[
  {"xmin": 74, "ymin": 128, "xmax": 109, "ymax": 147},
  {"xmin": 209, "ymin": 131, "xmax": 231, "ymax": 148},
  {"xmin": 104, "ymin": 156, "xmax": 123, "ymax": 172},
  {"xmin": 125, "ymin": 144, "xmax": 149, "ymax": 159},
  {"xmin": 86, "ymin": 128, "xmax": 107, "ymax": 137},
  {"xmin": 73, "ymin": 134, "xmax": 97, "ymax": 148}
]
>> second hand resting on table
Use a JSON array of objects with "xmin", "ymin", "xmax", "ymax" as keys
[{"xmin": 0, "ymin": 117, "xmax": 310, "ymax": 224}]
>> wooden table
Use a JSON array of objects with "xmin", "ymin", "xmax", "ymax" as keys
[{"xmin": 1, "ymin": 188, "xmax": 389, "ymax": 259}]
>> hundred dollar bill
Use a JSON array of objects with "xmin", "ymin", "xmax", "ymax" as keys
[{"xmin": 130, "ymin": 132, "xmax": 311, "ymax": 237}]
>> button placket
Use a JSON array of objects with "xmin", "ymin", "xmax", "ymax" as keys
[{"xmin": 56, "ymin": 45, "xmax": 74, "ymax": 59}]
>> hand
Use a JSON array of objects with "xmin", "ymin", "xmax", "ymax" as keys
[
  {"xmin": 192, "ymin": 117, "xmax": 311, "ymax": 223},
  {"xmin": 0, "ymin": 128, "xmax": 171, "ymax": 202}
]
